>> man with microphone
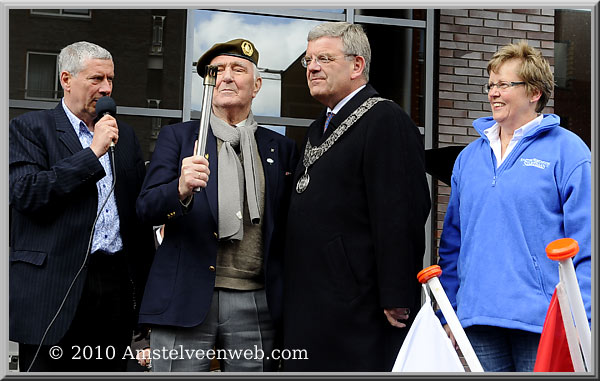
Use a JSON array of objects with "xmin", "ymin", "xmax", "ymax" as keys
[{"xmin": 9, "ymin": 41, "xmax": 154, "ymax": 372}]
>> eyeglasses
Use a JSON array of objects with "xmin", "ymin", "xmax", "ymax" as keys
[
  {"xmin": 301, "ymin": 54, "xmax": 356, "ymax": 68},
  {"xmin": 484, "ymin": 81, "xmax": 526, "ymax": 93}
]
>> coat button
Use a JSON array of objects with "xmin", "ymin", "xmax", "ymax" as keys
[{"xmin": 209, "ymin": 265, "xmax": 216, "ymax": 272}]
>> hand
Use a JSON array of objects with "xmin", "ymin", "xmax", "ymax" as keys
[
  {"xmin": 443, "ymin": 324, "xmax": 459, "ymax": 350},
  {"xmin": 136, "ymin": 347, "xmax": 151, "ymax": 368},
  {"xmin": 178, "ymin": 144, "xmax": 210, "ymax": 200},
  {"xmin": 133, "ymin": 325, "xmax": 151, "ymax": 342},
  {"xmin": 384, "ymin": 307, "xmax": 410, "ymax": 328},
  {"xmin": 90, "ymin": 114, "xmax": 119, "ymax": 157}
]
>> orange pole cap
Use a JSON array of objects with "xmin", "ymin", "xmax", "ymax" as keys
[
  {"xmin": 546, "ymin": 238, "xmax": 579, "ymax": 261},
  {"xmin": 417, "ymin": 265, "xmax": 442, "ymax": 284}
]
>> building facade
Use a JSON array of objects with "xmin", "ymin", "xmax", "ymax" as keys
[{"xmin": 7, "ymin": 7, "xmax": 593, "ymax": 273}]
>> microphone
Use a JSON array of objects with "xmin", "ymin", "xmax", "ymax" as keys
[{"xmin": 95, "ymin": 96, "xmax": 117, "ymax": 147}]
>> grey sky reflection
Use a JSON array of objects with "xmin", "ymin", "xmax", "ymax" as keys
[{"xmin": 192, "ymin": 10, "xmax": 320, "ymax": 122}]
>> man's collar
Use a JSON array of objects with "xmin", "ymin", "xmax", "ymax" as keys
[
  {"xmin": 327, "ymin": 84, "xmax": 367, "ymax": 115},
  {"xmin": 61, "ymin": 98, "xmax": 88, "ymax": 135}
]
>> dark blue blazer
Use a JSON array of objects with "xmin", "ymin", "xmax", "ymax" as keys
[
  {"xmin": 9, "ymin": 103, "xmax": 154, "ymax": 345},
  {"xmin": 136, "ymin": 120, "xmax": 298, "ymax": 329}
]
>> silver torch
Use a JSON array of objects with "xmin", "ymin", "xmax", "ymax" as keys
[{"xmin": 194, "ymin": 64, "xmax": 218, "ymax": 192}]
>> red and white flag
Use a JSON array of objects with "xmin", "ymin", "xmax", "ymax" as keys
[{"xmin": 534, "ymin": 289, "xmax": 574, "ymax": 372}]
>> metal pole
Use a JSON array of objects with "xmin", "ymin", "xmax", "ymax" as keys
[
  {"xmin": 555, "ymin": 282, "xmax": 586, "ymax": 372},
  {"xmin": 194, "ymin": 65, "xmax": 217, "ymax": 192},
  {"xmin": 559, "ymin": 259, "xmax": 592, "ymax": 371},
  {"xmin": 546, "ymin": 238, "xmax": 592, "ymax": 372},
  {"xmin": 418, "ymin": 266, "xmax": 484, "ymax": 372}
]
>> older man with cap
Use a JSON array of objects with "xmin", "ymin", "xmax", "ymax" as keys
[{"xmin": 136, "ymin": 38, "xmax": 298, "ymax": 372}]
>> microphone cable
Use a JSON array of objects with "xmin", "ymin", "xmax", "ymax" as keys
[{"xmin": 27, "ymin": 146, "xmax": 117, "ymax": 372}]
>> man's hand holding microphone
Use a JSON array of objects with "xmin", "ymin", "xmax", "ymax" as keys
[{"xmin": 91, "ymin": 96, "xmax": 119, "ymax": 158}]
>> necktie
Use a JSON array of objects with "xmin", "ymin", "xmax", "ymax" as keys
[{"xmin": 324, "ymin": 112, "xmax": 334, "ymax": 132}]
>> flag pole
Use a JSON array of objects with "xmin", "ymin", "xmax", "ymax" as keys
[
  {"xmin": 417, "ymin": 266, "xmax": 484, "ymax": 372},
  {"xmin": 546, "ymin": 238, "xmax": 592, "ymax": 372},
  {"xmin": 555, "ymin": 283, "xmax": 586, "ymax": 371}
]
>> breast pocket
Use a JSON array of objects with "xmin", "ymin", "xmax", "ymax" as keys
[{"xmin": 10, "ymin": 250, "xmax": 48, "ymax": 266}]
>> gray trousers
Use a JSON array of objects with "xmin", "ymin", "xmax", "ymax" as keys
[{"xmin": 150, "ymin": 289, "xmax": 275, "ymax": 372}]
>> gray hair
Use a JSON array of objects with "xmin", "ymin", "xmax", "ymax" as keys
[
  {"xmin": 58, "ymin": 41, "xmax": 112, "ymax": 76},
  {"xmin": 308, "ymin": 22, "xmax": 371, "ymax": 81},
  {"xmin": 252, "ymin": 63, "xmax": 261, "ymax": 81}
]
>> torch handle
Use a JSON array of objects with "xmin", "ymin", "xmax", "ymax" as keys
[{"xmin": 194, "ymin": 65, "xmax": 218, "ymax": 192}]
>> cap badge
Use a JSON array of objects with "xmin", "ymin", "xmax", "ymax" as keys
[{"xmin": 241, "ymin": 41, "xmax": 253, "ymax": 57}]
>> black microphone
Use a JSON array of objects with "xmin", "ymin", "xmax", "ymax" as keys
[{"xmin": 94, "ymin": 96, "xmax": 117, "ymax": 147}]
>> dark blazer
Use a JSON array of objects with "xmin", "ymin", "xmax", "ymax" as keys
[
  {"xmin": 9, "ymin": 103, "xmax": 154, "ymax": 345},
  {"xmin": 136, "ymin": 120, "xmax": 298, "ymax": 331},
  {"xmin": 283, "ymin": 84, "xmax": 431, "ymax": 371}
]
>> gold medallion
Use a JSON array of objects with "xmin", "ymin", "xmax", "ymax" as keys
[{"xmin": 241, "ymin": 41, "xmax": 253, "ymax": 57}]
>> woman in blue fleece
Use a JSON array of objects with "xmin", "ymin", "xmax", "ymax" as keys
[{"xmin": 438, "ymin": 41, "xmax": 591, "ymax": 372}]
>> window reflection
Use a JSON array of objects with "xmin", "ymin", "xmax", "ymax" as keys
[
  {"xmin": 554, "ymin": 9, "xmax": 591, "ymax": 148},
  {"xmin": 357, "ymin": 9, "xmax": 426, "ymax": 20},
  {"xmin": 192, "ymin": 10, "xmax": 321, "ymax": 121},
  {"xmin": 192, "ymin": 9, "xmax": 426, "ymax": 133},
  {"xmin": 119, "ymin": 114, "xmax": 182, "ymax": 157},
  {"xmin": 299, "ymin": 9, "xmax": 345, "ymax": 14},
  {"xmin": 362, "ymin": 23, "xmax": 426, "ymax": 127}
]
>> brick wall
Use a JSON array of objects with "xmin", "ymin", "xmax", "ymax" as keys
[{"xmin": 435, "ymin": 9, "xmax": 555, "ymax": 253}]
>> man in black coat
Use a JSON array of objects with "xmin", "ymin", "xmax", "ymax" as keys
[
  {"xmin": 283, "ymin": 22, "xmax": 431, "ymax": 371},
  {"xmin": 9, "ymin": 41, "xmax": 154, "ymax": 372}
]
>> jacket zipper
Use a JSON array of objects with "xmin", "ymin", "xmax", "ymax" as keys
[
  {"xmin": 484, "ymin": 121, "xmax": 554, "ymax": 188},
  {"xmin": 490, "ymin": 135, "xmax": 530, "ymax": 187}
]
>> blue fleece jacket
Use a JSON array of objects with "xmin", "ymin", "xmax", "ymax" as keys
[{"xmin": 438, "ymin": 114, "xmax": 591, "ymax": 333}]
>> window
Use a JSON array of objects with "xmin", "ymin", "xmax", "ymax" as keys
[
  {"xmin": 191, "ymin": 10, "xmax": 321, "ymax": 122},
  {"xmin": 30, "ymin": 9, "xmax": 91, "ymax": 18},
  {"xmin": 147, "ymin": 99, "xmax": 162, "ymax": 139},
  {"xmin": 356, "ymin": 9, "xmax": 427, "ymax": 20},
  {"xmin": 151, "ymin": 16, "xmax": 166, "ymax": 55},
  {"xmin": 190, "ymin": 9, "xmax": 429, "ymax": 129},
  {"xmin": 25, "ymin": 52, "xmax": 61, "ymax": 100},
  {"xmin": 360, "ymin": 23, "xmax": 427, "ymax": 127},
  {"xmin": 554, "ymin": 9, "xmax": 591, "ymax": 147}
]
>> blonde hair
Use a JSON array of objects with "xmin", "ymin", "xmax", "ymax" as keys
[{"xmin": 487, "ymin": 40, "xmax": 553, "ymax": 113}]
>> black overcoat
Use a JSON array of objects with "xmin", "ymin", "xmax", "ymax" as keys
[{"xmin": 283, "ymin": 85, "xmax": 431, "ymax": 371}]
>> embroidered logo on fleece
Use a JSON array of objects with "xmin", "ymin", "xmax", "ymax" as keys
[{"xmin": 520, "ymin": 158, "xmax": 550, "ymax": 169}]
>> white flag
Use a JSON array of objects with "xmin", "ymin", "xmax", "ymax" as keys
[{"xmin": 392, "ymin": 285, "xmax": 464, "ymax": 372}]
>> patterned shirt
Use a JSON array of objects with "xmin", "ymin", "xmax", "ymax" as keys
[{"xmin": 62, "ymin": 99, "xmax": 123, "ymax": 254}]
